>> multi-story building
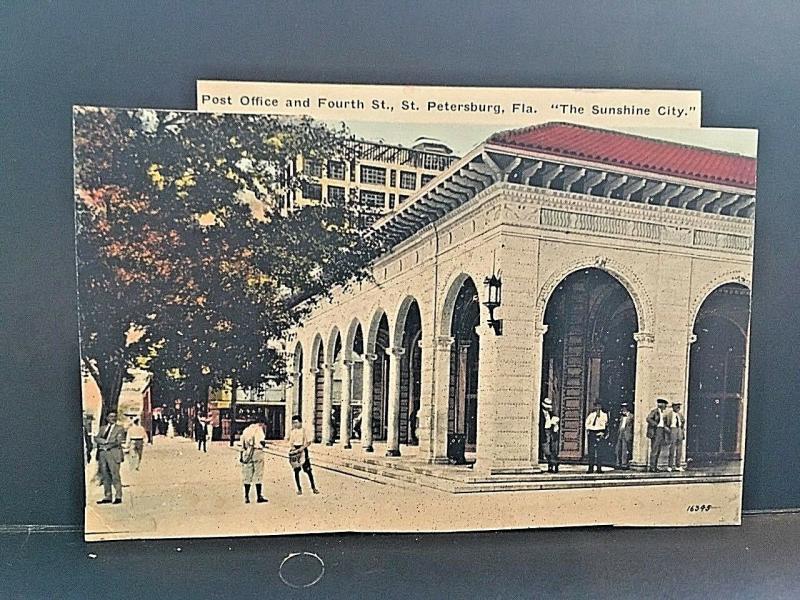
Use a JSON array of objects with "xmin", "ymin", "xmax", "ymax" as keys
[
  {"xmin": 282, "ymin": 136, "xmax": 459, "ymax": 226},
  {"xmin": 285, "ymin": 122, "xmax": 756, "ymax": 486}
]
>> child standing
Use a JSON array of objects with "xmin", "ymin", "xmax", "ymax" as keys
[{"xmin": 288, "ymin": 416, "xmax": 319, "ymax": 495}]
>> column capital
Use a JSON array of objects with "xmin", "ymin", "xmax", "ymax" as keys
[
  {"xmin": 688, "ymin": 333, "xmax": 698, "ymax": 345},
  {"xmin": 342, "ymin": 359, "xmax": 355, "ymax": 368},
  {"xmin": 386, "ymin": 346, "xmax": 406, "ymax": 357},
  {"xmin": 435, "ymin": 335, "xmax": 455, "ymax": 350},
  {"xmin": 363, "ymin": 353, "xmax": 378, "ymax": 362},
  {"xmin": 308, "ymin": 367, "xmax": 321, "ymax": 375},
  {"xmin": 322, "ymin": 363, "xmax": 336, "ymax": 372},
  {"xmin": 633, "ymin": 331, "xmax": 655, "ymax": 348}
]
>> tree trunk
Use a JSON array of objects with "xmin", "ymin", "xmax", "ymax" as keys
[{"xmin": 95, "ymin": 356, "xmax": 127, "ymax": 425}]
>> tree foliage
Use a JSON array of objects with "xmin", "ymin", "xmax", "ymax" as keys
[{"xmin": 74, "ymin": 107, "xmax": 382, "ymax": 416}]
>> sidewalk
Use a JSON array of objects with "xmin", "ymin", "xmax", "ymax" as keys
[{"xmin": 85, "ymin": 435, "xmax": 744, "ymax": 541}]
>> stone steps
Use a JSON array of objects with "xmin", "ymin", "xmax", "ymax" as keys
[{"xmin": 267, "ymin": 441, "xmax": 741, "ymax": 494}]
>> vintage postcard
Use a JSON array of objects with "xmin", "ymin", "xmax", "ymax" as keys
[{"xmin": 76, "ymin": 86, "xmax": 757, "ymax": 541}]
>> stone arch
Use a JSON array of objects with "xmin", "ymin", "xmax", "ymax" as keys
[
  {"xmin": 365, "ymin": 307, "xmax": 390, "ymax": 354},
  {"xmin": 291, "ymin": 340, "xmax": 304, "ymax": 370},
  {"xmin": 392, "ymin": 295, "xmax": 424, "ymax": 348},
  {"xmin": 689, "ymin": 270, "xmax": 752, "ymax": 332},
  {"xmin": 309, "ymin": 333, "xmax": 324, "ymax": 366},
  {"xmin": 535, "ymin": 255, "xmax": 654, "ymax": 334},
  {"xmin": 343, "ymin": 317, "xmax": 364, "ymax": 361},
  {"xmin": 326, "ymin": 325, "xmax": 342, "ymax": 364},
  {"xmin": 439, "ymin": 270, "xmax": 484, "ymax": 336}
]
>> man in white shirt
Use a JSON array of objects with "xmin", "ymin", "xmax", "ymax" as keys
[
  {"xmin": 584, "ymin": 400, "xmax": 608, "ymax": 473},
  {"xmin": 646, "ymin": 398, "xmax": 670, "ymax": 472},
  {"xmin": 239, "ymin": 415, "xmax": 268, "ymax": 503},
  {"xmin": 126, "ymin": 417, "xmax": 147, "ymax": 471},
  {"xmin": 666, "ymin": 402, "xmax": 686, "ymax": 472}
]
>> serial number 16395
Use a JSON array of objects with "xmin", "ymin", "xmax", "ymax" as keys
[{"xmin": 687, "ymin": 504, "xmax": 713, "ymax": 512}]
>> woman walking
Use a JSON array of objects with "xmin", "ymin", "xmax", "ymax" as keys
[{"xmin": 288, "ymin": 416, "xmax": 319, "ymax": 495}]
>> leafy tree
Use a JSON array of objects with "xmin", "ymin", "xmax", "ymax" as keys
[{"xmin": 74, "ymin": 107, "xmax": 382, "ymax": 419}]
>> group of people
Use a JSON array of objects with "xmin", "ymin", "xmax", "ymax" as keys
[
  {"xmin": 540, "ymin": 397, "xmax": 687, "ymax": 474},
  {"xmin": 237, "ymin": 415, "xmax": 319, "ymax": 503}
]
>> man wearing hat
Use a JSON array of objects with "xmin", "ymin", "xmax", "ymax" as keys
[
  {"xmin": 666, "ymin": 402, "xmax": 686, "ymax": 472},
  {"xmin": 540, "ymin": 397, "xmax": 560, "ymax": 473},
  {"xmin": 584, "ymin": 400, "xmax": 608, "ymax": 473},
  {"xmin": 646, "ymin": 398, "xmax": 670, "ymax": 472},
  {"xmin": 615, "ymin": 403, "xmax": 634, "ymax": 469}
]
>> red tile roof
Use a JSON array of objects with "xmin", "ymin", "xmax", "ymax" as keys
[{"xmin": 487, "ymin": 122, "xmax": 756, "ymax": 190}]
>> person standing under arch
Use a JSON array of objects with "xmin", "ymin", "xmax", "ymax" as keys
[
  {"xmin": 540, "ymin": 398, "xmax": 560, "ymax": 473},
  {"xmin": 615, "ymin": 403, "xmax": 634, "ymax": 470},
  {"xmin": 585, "ymin": 400, "xmax": 608, "ymax": 473}
]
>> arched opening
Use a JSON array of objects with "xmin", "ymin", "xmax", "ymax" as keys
[
  {"xmin": 293, "ymin": 343, "xmax": 304, "ymax": 421},
  {"xmin": 329, "ymin": 331, "xmax": 342, "ymax": 443},
  {"xmin": 372, "ymin": 314, "xmax": 391, "ymax": 442},
  {"xmin": 540, "ymin": 268, "xmax": 638, "ymax": 464},
  {"xmin": 448, "ymin": 278, "xmax": 480, "ymax": 457},
  {"xmin": 349, "ymin": 323, "xmax": 364, "ymax": 441},
  {"xmin": 687, "ymin": 283, "xmax": 750, "ymax": 464},
  {"xmin": 397, "ymin": 299, "xmax": 422, "ymax": 446},
  {"xmin": 313, "ymin": 337, "xmax": 324, "ymax": 442}
]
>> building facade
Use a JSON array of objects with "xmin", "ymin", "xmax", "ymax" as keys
[
  {"xmin": 282, "ymin": 137, "xmax": 459, "ymax": 226},
  {"xmin": 285, "ymin": 123, "xmax": 756, "ymax": 475}
]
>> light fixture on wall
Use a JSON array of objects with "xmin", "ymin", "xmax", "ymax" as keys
[{"xmin": 483, "ymin": 272, "xmax": 503, "ymax": 336}]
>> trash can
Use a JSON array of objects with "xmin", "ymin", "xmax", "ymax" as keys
[{"xmin": 447, "ymin": 433, "xmax": 467, "ymax": 464}]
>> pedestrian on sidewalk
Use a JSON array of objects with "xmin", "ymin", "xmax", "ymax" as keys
[
  {"xmin": 126, "ymin": 417, "xmax": 147, "ymax": 471},
  {"xmin": 195, "ymin": 414, "xmax": 208, "ymax": 452},
  {"xmin": 288, "ymin": 415, "xmax": 319, "ymax": 495},
  {"xmin": 94, "ymin": 411, "xmax": 127, "ymax": 505},
  {"xmin": 239, "ymin": 414, "xmax": 268, "ymax": 503}
]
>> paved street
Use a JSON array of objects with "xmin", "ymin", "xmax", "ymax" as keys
[{"xmin": 86, "ymin": 436, "xmax": 743, "ymax": 541}]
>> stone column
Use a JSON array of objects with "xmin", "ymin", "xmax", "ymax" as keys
[
  {"xmin": 414, "ymin": 337, "xmax": 432, "ymax": 457},
  {"xmin": 474, "ymin": 324, "xmax": 499, "ymax": 472},
  {"xmin": 321, "ymin": 363, "xmax": 335, "ymax": 446},
  {"xmin": 529, "ymin": 325, "xmax": 548, "ymax": 465},
  {"xmin": 305, "ymin": 367, "xmax": 320, "ymax": 442},
  {"xmin": 339, "ymin": 360, "xmax": 353, "ymax": 449},
  {"xmin": 361, "ymin": 353, "xmax": 377, "ymax": 452},
  {"xmin": 682, "ymin": 333, "xmax": 697, "ymax": 467},
  {"xmin": 631, "ymin": 331, "xmax": 656, "ymax": 467},
  {"xmin": 430, "ymin": 336, "xmax": 454, "ymax": 463},
  {"xmin": 385, "ymin": 346, "xmax": 405, "ymax": 457}
]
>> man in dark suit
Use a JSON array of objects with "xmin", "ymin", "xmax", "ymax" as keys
[
  {"xmin": 94, "ymin": 411, "xmax": 127, "ymax": 504},
  {"xmin": 615, "ymin": 403, "xmax": 634, "ymax": 469},
  {"xmin": 646, "ymin": 398, "xmax": 670, "ymax": 472}
]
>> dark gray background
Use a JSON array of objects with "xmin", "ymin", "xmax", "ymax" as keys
[{"xmin": 2, "ymin": 2, "xmax": 800, "ymax": 596}]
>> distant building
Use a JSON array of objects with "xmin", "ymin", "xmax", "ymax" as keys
[{"xmin": 282, "ymin": 136, "xmax": 459, "ymax": 226}]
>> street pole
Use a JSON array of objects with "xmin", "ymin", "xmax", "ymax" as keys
[{"xmin": 229, "ymin": 383, "xmax": 238, "ymax": 447}]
